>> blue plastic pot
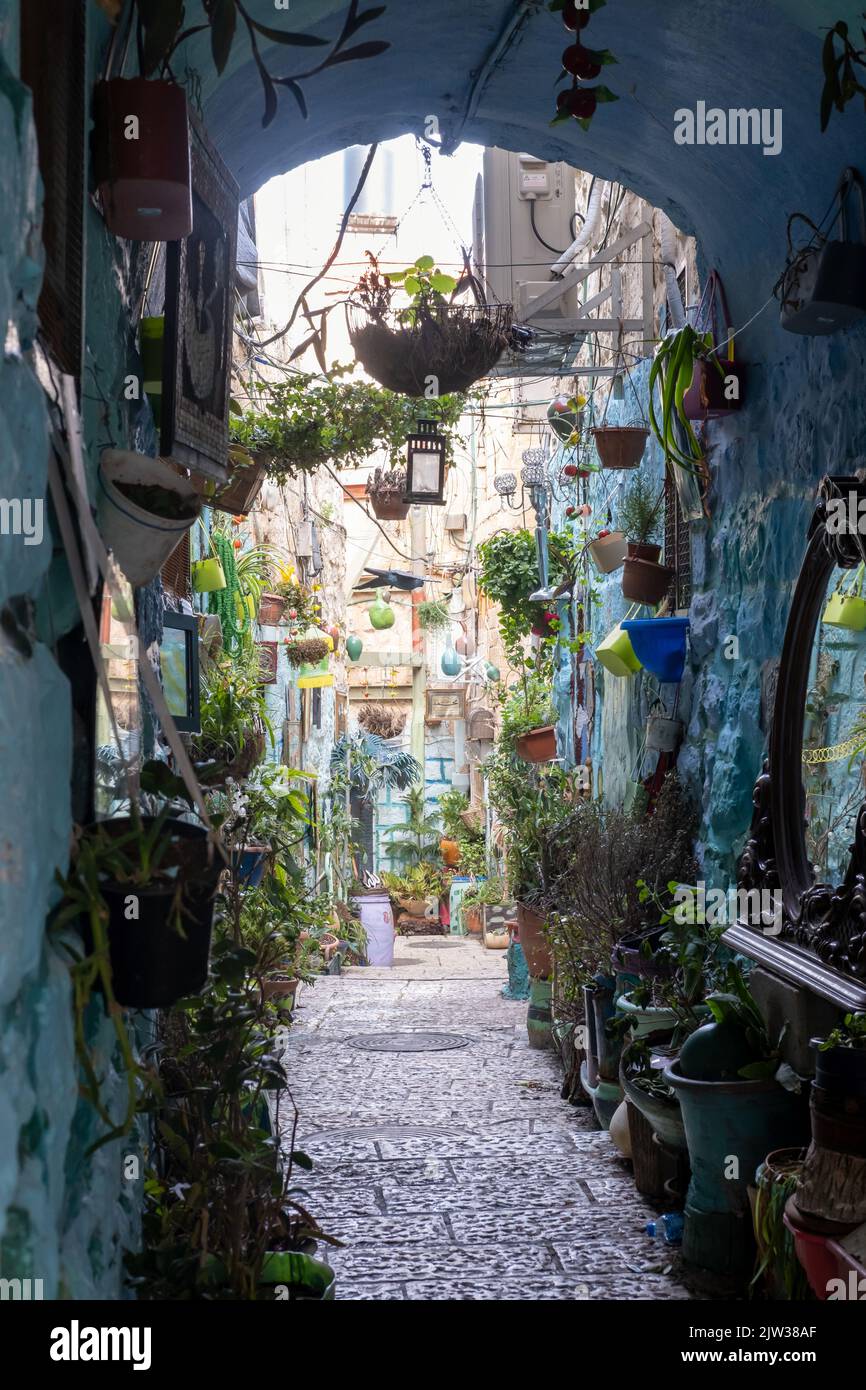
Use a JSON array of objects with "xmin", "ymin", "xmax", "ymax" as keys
[
  {"xmin": 621, "ymin": 617, "xmax": 689, "ymax": 683},
  {"xmin": 231, "ymin": 845, "xmax": 270, "ymax": 888}
]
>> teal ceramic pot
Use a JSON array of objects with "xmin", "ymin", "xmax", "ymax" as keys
[
  {"xmin": 616, "ymin": 991, "xmax": 679, "ymax": 1040},
  {"xmin": 664, "ymin": 1060, "xmax": 809, "ymax": 1284},
  {"xmin": 527, "ymin": 977, "xmax": 555, "ymax": 1051},
  {"xmin": 620, "ymin": 1041, "xmax": 687, "ymax": 1152}
]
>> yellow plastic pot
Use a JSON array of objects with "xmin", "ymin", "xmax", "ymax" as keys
[
  {"xmin": 191, "ymin": 557, "xmax": 227, "ymax": 592},
  {"xmin": 597, "ymin": 623, "xmax": 642, "ymax": 677},
  {"xmin": 822, "ymin": 592, "xmax": 866, "ymax": 631}
]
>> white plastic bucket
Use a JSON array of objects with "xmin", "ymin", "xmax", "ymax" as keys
[
  {"xmin": 97, "ymin": 449, "xmax": 201, "ymax": 588},
  {"xmin": 352, "ymin": 892, "xmax": 395, "ymax": 967}
]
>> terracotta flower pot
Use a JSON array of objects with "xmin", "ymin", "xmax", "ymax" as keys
[
  {"xmin": 369, "ymin": 494, "xmax": 410, "ymax": 521},
  {"xmin": 515, "ymin": 725, "xmax": 557, "ymax": 763},
  {"xmin": 682, "ymin": 358, "xmax": 746, "ymax": 421},
  {"xmin": 626, "ymin": 541, "xmax": 661, "ymax": 563},
  {"xmin": 591, "ymin": 425, "xmax": 649, "ymax": 470},
  {"xmin": 622, "ymin": 557, "xmax": 673, "ymax": 606},
  {"xmin": 516, "ymin": 902, "xmax": 552, "ymax": 979},
  {"xmin": 464, "ymin": 905, "xmax": 483, "ymax": 936},
  {"xmin": 258, "ymin": 592, "xmax": 287, "ymax": 625}
]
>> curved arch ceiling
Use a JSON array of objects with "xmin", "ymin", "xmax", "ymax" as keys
[{"xmin": 194, "ymin": 0, "xmax": 866, "ymax": 358}]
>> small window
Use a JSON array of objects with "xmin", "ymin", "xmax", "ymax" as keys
[
  {"xmin": 664, "ymin": 473, "xmax": 692, "ymax": 613},
  {"xmin": 160, "ymin": 612, "xmax": 201, "ymax": 734}
]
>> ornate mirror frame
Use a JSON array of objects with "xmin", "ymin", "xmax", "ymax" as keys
[{"xmin": 726, "ymin": 474, "xmax": 866, "ymax": 1011}]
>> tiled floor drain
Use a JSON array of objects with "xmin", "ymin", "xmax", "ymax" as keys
[{"xmin": 347, "ymin": 1031, "xmax": 474, "ymax": 1052}]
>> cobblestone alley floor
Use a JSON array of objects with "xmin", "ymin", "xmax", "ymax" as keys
[{"xmin": 279, "ymin": 934, "xmax": 693, "ymax": 1301}]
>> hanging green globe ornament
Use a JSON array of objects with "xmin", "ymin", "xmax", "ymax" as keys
[
  {"xmin": 485, "ymin": 662, "xmax": 501, "ymax": 682},
  {"xmin": 346, "ymin": 635, "xmax": 363, "ymax": 661},
  {"xmin": 368, "ymin": 588, "xmax": 395, "ymax": 630},
  {"xmin": 441, "ymin": 637, "xmax": 462, "ymax": 676}
]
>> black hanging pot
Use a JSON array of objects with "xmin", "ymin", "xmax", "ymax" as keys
[
  {"xmin": 779, "ymin": 167, "xmax": 866, "ymax": 335},
  {"xmin": 84, "ymin": 819, "xmax": 222, "ymax": 1009},
  {"xmin": 811, "ymin": 1038, "xmax": 866, "ymax": 1097}
]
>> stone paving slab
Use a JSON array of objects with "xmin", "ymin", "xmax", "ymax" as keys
[{"xmin": 280, "ymin": 934, "xmax": 692, "ymax": 1302}]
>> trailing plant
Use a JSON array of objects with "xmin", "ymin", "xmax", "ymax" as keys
[
  {"xmin": 417, "ymin": 598, "xmax": 451, "ymax": 631},
  {"xmin": 132, "ymin": 0, "xmax": 390, "ymax": 130},
  {"xmin": 193, "ymin": 647, "xmax": 273, "ymax": 785},
  {"xmin": 230, "ymin": 365, "xmax": 465, "ymax": 481},
  {"xmin": 269, "ymin": 573, "xmax": 319, "ymax": 626},
  {"xmin": 477, "ymin": 529, "xmax": 543, "ymax": 656},
  {"xmin": 648, "ymin": 325, "xmax": 717, "ymax": 474},
  {"xmin": 751, "ymin": 1151, "xmax": 811, "ymax": 1301},
  {"xmin": 617, "ymin": 471, "xmax": 664, "ymax": 546},
  {"xmin": 284, "ymin": 635, "xmax": 331, "ymax": 666}
]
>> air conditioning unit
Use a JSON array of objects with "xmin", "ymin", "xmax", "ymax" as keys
[{"xmin": 473, "ymin": 148, "xmax": 577, "ymax": 326}]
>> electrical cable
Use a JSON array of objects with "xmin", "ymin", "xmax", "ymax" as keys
[{"xmin": 529, "ymin": 198, "xmax": 569, "ymax": 256}]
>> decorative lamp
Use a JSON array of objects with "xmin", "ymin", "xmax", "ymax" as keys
[
  {"xmin": 404, "ymin": 419, "xmax": 447, "ymax": 505},
  {"xmin": 521, "ymin": 447, "xmax": 548, "ymax": 489}
]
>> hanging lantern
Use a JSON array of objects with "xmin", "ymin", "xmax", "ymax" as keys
[
  {"xmin": 441, "ymin": 638, "xmax": 462, "ymax": 676},
  {"xmin": 346, "ymin": 635, "xmax": 363, "ymax": 661},
  {"xmin": 404, "ymin": 419, "xmax": 447, "ymax": 505},
  {"xmin": 93, "ymin": 79, "xmax": 193, "ymax": 241},
  {"xmin": 368, "ymin": 588, "xmax": 395, "ymax": 630}
]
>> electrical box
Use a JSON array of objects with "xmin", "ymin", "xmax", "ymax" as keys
[{"xmin": 473, "ymin": 148, "xmax": 577, "ymax": 324}]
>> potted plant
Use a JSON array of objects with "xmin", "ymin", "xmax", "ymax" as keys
[
  {"xmin": 498, "ymin": 673, "xmax": 559, "ymax": 765},
  {"xmin": 664, "ymin": 966, "xmax": 809, "ymax": 1287},
  {"xmin": 191, "ymin": 651, "xmax": 272, "ymax": 788},
  {"xmin": 588, "ymin": 526, "xmax": 628, "ymax": 574},
  {"xmin": 284, "ymin": 632, "xmax": 332, "ymax": 667},
  {"xmin": 792, "ymin": 1012, "xmax": 866, "ymax": 1232},
  {"xmin": 590, "ymin": 424, "xmax": 649, "ymax": 470},
  {"xmin": 357, "ymin": 702, "xmax": 406, "ymax": 740},
  {"xmin": 648, "ymin": 315, "xmax": 740, "ymax": 474},
  {"xmin": 417, "ymin": 598, "xmax": 451, "ymax": 631},
  {"xmin": 59, "ymin": 802, "xmax": 224, "ymax": 1011},
  {"xmin": 97, "ymin": 449, "xmax": 202, "ymax": 589},
  {"xmin": 348, "ymin": 252, "xmax": 513, "ymax": 396},
  {"xmin": 617, "ymin": 472, "xmax": 672, "ymax": 606},
  {"xmin": 681, "ymin": 271, "xmax": 747, "ymax": 422},
  {"xmin": 366, "ymin": 467, "xmax": 410, "ymax": 521}
]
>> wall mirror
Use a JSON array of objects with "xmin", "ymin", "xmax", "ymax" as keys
[{"xmin": 729, "ymin": 475, "xmax": 866, "ymax": 1009}]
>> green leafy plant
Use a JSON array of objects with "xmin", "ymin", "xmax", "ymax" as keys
[
  {"xmin": 132, "ymin": 0, "xmax": 390, "ymax": 130},
  {"xmin": 381, "ymin": 786, "xmax": 441, "ymax": 866},
  {"xmin": 230, "ymin": 365, "xmax": 465, "ymax": 482},
  {"xmin": 648, "ymin": 325, "xmax": 718, "ymax": 474},
  {"xmin": 417, "ymin": 598, "xmax": 451, "ymax": 631},
  {"xmin": 618, "ymin": 470, "xmax": 664, "ymax": 546},
  {"xmin": 193, "ymin": 649, "xmax": 273, "ymax": 785},
  {"xmin": 438, "ymin": 787, "xmax": 470, "ymax": 840},
  {"xmin": 461, "ymin": 876, "xmax": 506, "ymax": 909},
  {"xmin": 819, "ymin": 15, "xmax": 866, "ymax": 130},
  {"xmin": 817, "ymin": 1010, "xmax": 866, "ymax": 1050}
]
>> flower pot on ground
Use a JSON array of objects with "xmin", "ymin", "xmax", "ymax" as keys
[
  {"xmin": 751, "ymin": 1148, "xmax": 812, "ymax": 1301},
  {"xmin": 616, "ymin": 990, "xmax": 679, "ymax": 1040},
  {"xmin": 783, "ymin": 1195, "xmax": 864, "ymax": 1299},
  {"xmin": 588, "ymin": 529, "xmax": 627, "ymax": 574},
  {"xmin": 258, "ymin": 592, "xmax": 287, "ymax": 625},
  {"xmin": 440, "ymin": 836, "xmax": 461, "ymax": 868},
  {"xmin": 516, "ymin": 902, "xmax": 552, "ymax": 979},
  {"xmin": 262, "ymin": 974, "xmax": 299, "ymax": 1011},
  {"xmin": 620, "ymin": 1039, "xmax": 688, "ymax": 1154},
  {"xmin": 591, "ymin": 425, "xmax": 649, "ymax": 470},
  {"xmin": 665, "ymin": 1061, "xmax": 809, "ymax": 1286},
  {"xmin": 97, "ymin": 449, "xmax": 201, "ymax": 589},
  {"xmin": 515, "ymin": 725, "xmax": 557, "ymax": 763},
  {"xmin": 580, "ymin": 977, "xmax": 623, "ymax": 1128},
  {"xmin": 621, "ymin": 617, "xmax": 690, "ymax": 683},
  {"xmin": 527, "ymin": 976, "xmax": 555, "ymax": 1050},
  {"xmin": 795, "ymin": 1016, "xmax": 866, "ymax": 1227},
  {"xmin": 464, "ymin": 904, "xmax": 483, "ymax": 936}
]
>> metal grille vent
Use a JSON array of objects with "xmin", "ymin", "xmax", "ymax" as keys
[{"xmin": 664, "ymin": 474, "xmax": 692, "ymax": 612}]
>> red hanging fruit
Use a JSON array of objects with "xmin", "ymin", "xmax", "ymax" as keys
[
  {"xmin": 565, "ymin": 88, "xmax": 598, "ymax": 119},
  {"xmin": 562, "ymin": 44, "xmax": 602, "ymax": 80},
  {"xmin": 563, "ymin": 1, "xmax": 591, "ymax": 31},
  {"xmin": 563, "ymin": 463, "xmax": 578, "ymax": 478}
]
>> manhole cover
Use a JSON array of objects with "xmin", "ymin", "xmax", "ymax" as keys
[{"xmin": 347, "ymin": 1031, "xmax": 474, "ymax": 1052}]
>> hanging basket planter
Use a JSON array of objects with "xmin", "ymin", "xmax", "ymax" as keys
[
  {"xmin": 588, "ymin": 529, "xmax": 628, "ymax": 573},
  {"xmin": 822, "ymin": 564, "xmax": 866, "ymax": 630},
  {"xmin": 81, "ymin": 818, "xmax": 222, "ymax": 1009},
  {"xmin": 366, "ymin": 468, "xmax": 410, "ymax": 520},
  {"xmin": 93, "ymin": 78, "xmax": 193, "ymax": 242},
  {"xmin": 622, "ymin": 549, "xmax": 674, "ymax": 605},
  {"xmin": 284, "ymin": 635, "xmax": 331, "ymax": 667},
  {"xmin": 596, "ymin": 623, "xmax": 642, "ymax": 678},
  {"xmin": 208, "ymin": 453, "xmax": 268, "ymax": 517},
  {"xmin": 191, "ymin": 556, "xmax": 227, "ymax": 593},
  {"xmin": 515, "ymin": 725, "xmax": 558, "ymax": 763},
  {"xmin": 621, "ymin": 617, "xmax": 690, "ymax": 683},
  {"xmin": 347, "ymin": 301, "xmax": 513, "ymax": 396},
  {"xmin": 97, "ymin": 449, "xmax": 201, "ymax": 589},
  {"xmin": 591, "ymin": 425, "xmax": 649, "ymax": 470}
]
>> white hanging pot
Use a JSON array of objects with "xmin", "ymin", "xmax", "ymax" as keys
[
  {"xmin": 588, "ymin": 529, "xmax": 627, "ymax": 574},
  {"xmin": 645, "ymin": 710, "xmax": 684, "ymax": 753},
  {"xmin": 97, "ymin": 450, "xmax": 201, "ymax": 588}
]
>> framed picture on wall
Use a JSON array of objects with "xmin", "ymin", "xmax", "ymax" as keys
[
  {"xmin": 162, "ymin": 111, "xmax": 239, "ymax": 482},
  {"xmin": 160, "ymin": 612, "xmax": 201, "ymax": 734},
  {"xmin": 426, "ymin": 687, "xmax": 466, "ymax": 723}
]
